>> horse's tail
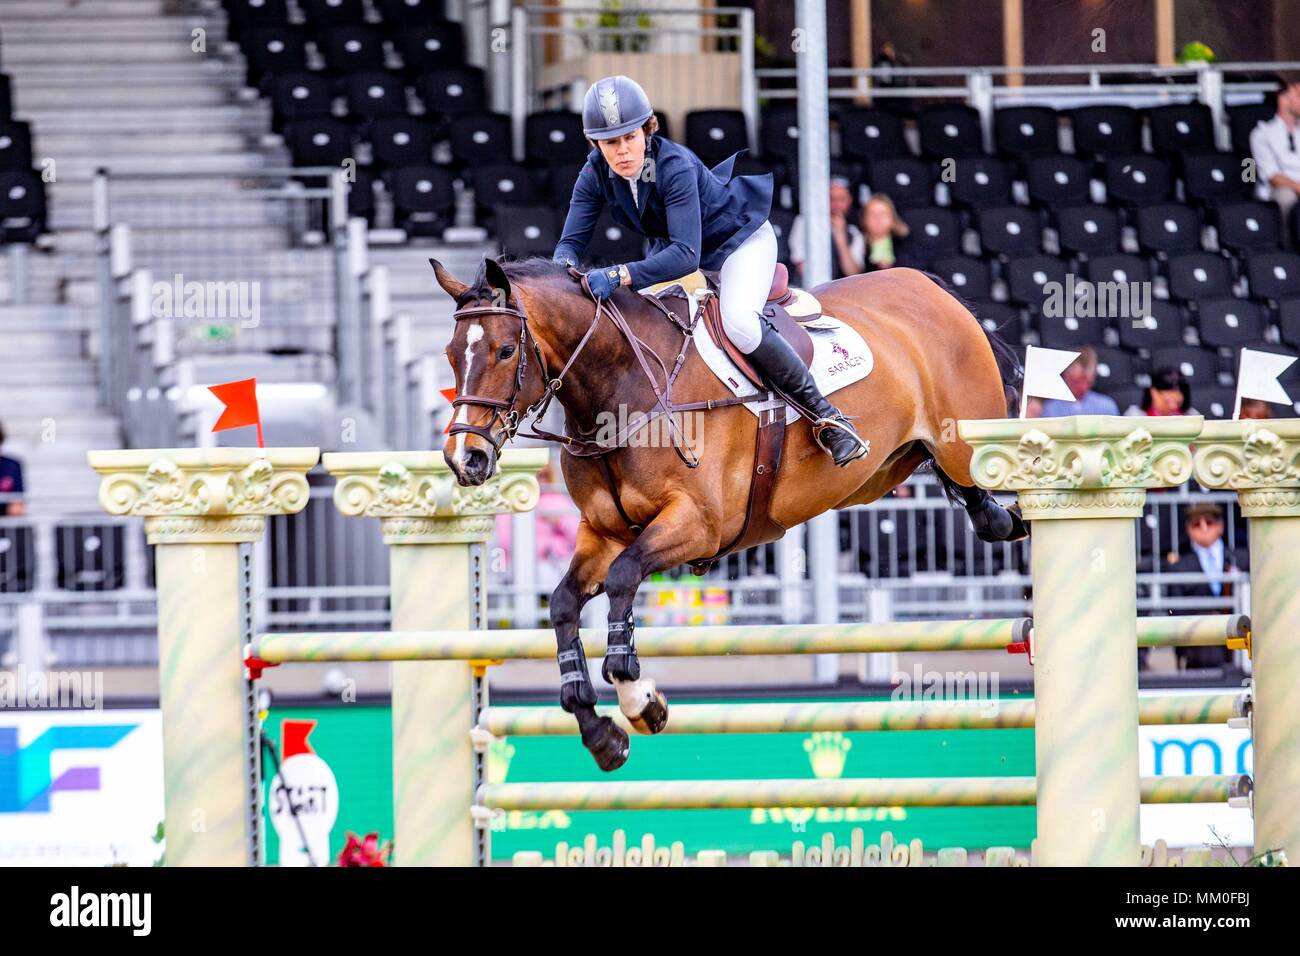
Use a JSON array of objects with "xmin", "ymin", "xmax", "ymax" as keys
[{"xmin": 921, "ymin": 270, "xmax": 1023, "ymax": 417}]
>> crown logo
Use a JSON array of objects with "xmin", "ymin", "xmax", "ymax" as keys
[
  {"xmin": 487, "ymin": 737, "xmax": 515, "ymax": 785},
  {"xmin": 803, "ymin": 731, "xmax": 851, "ymax": 778}
]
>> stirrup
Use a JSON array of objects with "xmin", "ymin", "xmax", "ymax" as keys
[{"xmin": 812, "ymin": 416, "xmax": 871, "ymax": 462}]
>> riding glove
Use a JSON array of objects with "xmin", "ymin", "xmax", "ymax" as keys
[{"xmin": 585, "ymin": 265, "xmax": 623, "ymax": 299}]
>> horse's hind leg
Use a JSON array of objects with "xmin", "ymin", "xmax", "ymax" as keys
[
  {"xmin": 925, "ymin": 438, "xmax": 1028, "ymax": 543},
  {"xmin": 551, "ymin": 525, "xmax": 628, "ymax": 771},
  {"xmin": 602, "ymin": 497, "xmax": 717, "ymax": 738}
]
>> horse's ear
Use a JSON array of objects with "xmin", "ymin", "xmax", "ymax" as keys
[
  {"xmin": 429, "ymin": 258, "xmax": 468, "ymax": 300},
  {"xmin": 483, "ymin": 257, "xmax": 512, "ymax": 305}
]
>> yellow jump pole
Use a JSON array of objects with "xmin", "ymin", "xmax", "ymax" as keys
[
  {"xmin": 1194, "ymin": 420, "xmax": 1300, "ymax": 864},
  {"xmin": 323, "ymin": 450, "xmax": 546, "ymax": 866},
  {"xmin": 89, "ymin": 447, "xmax": 320, "ymax": 866},
  {"xmin": 960, "ymin": 415, "xmax": 1200, "ymax": 867}
]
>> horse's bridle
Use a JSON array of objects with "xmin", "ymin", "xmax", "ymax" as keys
[{"xmin": 446, "ymin": 299, "xmax": 549, "ymax": 451}]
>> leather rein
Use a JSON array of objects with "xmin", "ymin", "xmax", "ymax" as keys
[{"xmin": 448, "ymin": 268, "xmax": 763, "ymax": 468}]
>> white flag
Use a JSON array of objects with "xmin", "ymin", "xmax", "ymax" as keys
[
  {"xmin": 1234, "ymin": 348, "xmax": 1296, "ymax": 417},
  {"xmin": 1021, "ymin": 345, "xmax": 1079, "ymax": 417}
]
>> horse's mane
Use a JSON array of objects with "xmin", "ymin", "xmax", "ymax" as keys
[{"xmin": 455, "ymin": 255, "xmax": 574, "ymax": 307}]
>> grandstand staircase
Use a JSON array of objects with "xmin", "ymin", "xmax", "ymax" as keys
[{"xmin": 0, "ymin": 0, "xmax": 331, "ymax": 512}]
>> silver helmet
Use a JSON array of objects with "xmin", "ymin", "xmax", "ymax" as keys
[{"xmin": 581, "ymin": 75, "xmax": 654, "ymax": 140}]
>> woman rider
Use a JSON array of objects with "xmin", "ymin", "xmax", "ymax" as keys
[{"xmin": 551, "ymin": 75, "xmax": 870, "ymax": 467}]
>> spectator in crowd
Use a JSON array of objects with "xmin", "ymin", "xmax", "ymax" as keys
[
  {"xmin": 1034, "ymin": 346, "xmax": 1121, "ymax": 417},
  {"xmin": 1135, "ymin": 367, "xmax": 1197, "ymax": 417},
  {"xmin": 1250, "ymin": 75, "xmax": 1300, "ymax": 243},
  {"xmin": 859, "ymin": 193, "xmax": 909, "ymax": 271},
  {"xmin": 1239, "ymin": 398, "xmax": 1274, "ymax": 419},
  {"xmin": 789, "ymin": 177, "xmax": 865, "ymax": 282},
  {"xmin": 1161, "ymin": 502, "xmax": 1247, "ymax": 673},
  {"xmin": 0, "ymin": 422, "xmax": 24, "ymax": 516}
]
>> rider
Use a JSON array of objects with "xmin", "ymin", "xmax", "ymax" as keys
[{"xmin": 551, "ymin": 75, "xmax": 870, "ymax": 467}]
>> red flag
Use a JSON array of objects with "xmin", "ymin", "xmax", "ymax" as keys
[
  {"xmin": 280, "ymin": 719, "xmax": 317, "ymax": 759},
  {"xmin": 441, "ymin": 386, "xmax": 458, "ymax": 435},
  {"xmin": 209, "ymin": 377, "xmax": 264, "ymax": 448}
]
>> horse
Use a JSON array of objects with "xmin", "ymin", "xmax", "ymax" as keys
[{"xmin": 432, "ymin": 256, "xmax": 1027, "ymax": 771}]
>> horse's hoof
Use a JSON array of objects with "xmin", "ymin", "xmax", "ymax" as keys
[
  {"xmin": 628, "ymin": 690, "xmax": 669, "ymax": 735},
  {"xmin": 583, "ymin": 716, "xmax": 630, "ymax": 772},
  {"xmin": 615, "ymin": 679, "xmax": 669, "ymax": 735}
]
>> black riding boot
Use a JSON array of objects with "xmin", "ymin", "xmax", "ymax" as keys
[{"xmin": 746, "ymin": 319, "xmax": 870, "ymax": 466}]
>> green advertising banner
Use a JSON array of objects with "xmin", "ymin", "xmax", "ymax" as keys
[{"xmin": 262, "ymin": 699, "xmax": 1035, "ymax": 865}]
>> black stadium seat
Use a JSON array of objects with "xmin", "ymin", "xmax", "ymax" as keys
[
  {"xmin": 867, "ymin": 157, "xmax": 934, "ymax": 209},
  {"xmin": 242, "ymin": 27, "xmax": 310, "ymax": 88},
  {"xmin": 977, "ymin": 206, "xmax": 1042, "ymax": 258},
  {"xmin": 1167, "ymin": 251, "xmax": 1234, "ymax": 303},
  {"xmin": 584, "ymin": 208, "xmax": 646, "ymax": 265},
  {"xmin": 1197, "ymin": 297, "xmax": 1267, "ymax": 348},
  {"xmin": 395, "ymin": 22, "xmax": 465, "ymax": 75},
  {"xmin": 1182, "ymin": 152, "xmax": 1252, "ymax": 208},
  {"xmin": 931, "ymin": 256, "xmax": 992, "ymax": 300},
  {"xmin": 1104, "ymin": 155, "xmax": 1172, "ymax": 207},
  {"xmin": 391, "ymin": 164, "xmax": 455, "ymax": 236},
  {"xmin": 1147, "ymin": 103, "xmax": 1216, "ymax": 157},
  {"xmin": 446, "ymin": 112, "xmax": 512, "ymax": 168},
  {"xmin": 495, "ymin": 203, "xmax": 559, "ymax": 256},
  {"xmin": 994, "ymin": 106, "xmax": 1059, "ymax": 160},
  {"xmin": 1038, "ymin": 309, "xmax": 1107, "ymax": 350},
  {"xmin": 1227, "ymin": 101, "xmax": 1274, "ymax": 156},
  {"xmin": 368, "ymin": 116, "xmax": 436, "ymax": 170},
  {"xmin": 320, "ymin": 26, "xmax": 388, "ymax": 75},
  {"xmin": 1085, "ymin": 253, "xmax": 1152, "ymax": 288},
  {"xmin": 1026, "ymin": 155, "xmax": 1091, "ymax": 208},
  {"xmin": 838, "ymin": 107, "xmax": 910, "ymax": 162},
  {"xmin": 1056, "ymin": 204, "xmax": 1121, "ymax": 258},
  {"xmin": 895, "ymin": 206, "xmax": 962, "ymax": 267},
  {"xmin": 377, "ymin": 0, "xmax": 447, "ymax": 29},
  {"xmin": 1150, "ymin": 345, "xmax": 1220, "ymax": 384},
  {"xmin": 0, "ymin": 170, "xmax": 46, "ymax": 242},
  {"xmin": 419, "ymin": 66, "xmax": 488, "ymax": 118},
  {"xmin": 949, "ymin": 155, "xmax": 1012, "ymax": 209},
  {"xmin": 918, "ymin": 104, "xmax": 984, "ymax": 159},
  {"xmin": 1247, "ymin": 251, "xmax": 1300, "ymax": 302},
  {"xmin": 1090, "ymin": 346, "xmax": 1136, "ymax": 391},
  {"xmin": 225, "ymin": 0, "xmax": 290, "ymax": 43},
  {"xmin": 1006, "ymin": 254, "xmax": 1068, "ymax": 311},
  {"xmin": 472, "ymin": 163, "xmax": 542, "ymax": 216},
  {"xmin": 1118, "ymin": 299, "xmax": 1187, "ymax": 352},
  {"xmin": 343, "ymin": 71, "xmax": 409, "ymax": 122},
  {"xmin": 0, "ymin": 120, "xmax": 35, "ymax": 171},
  {"xmin": 1070, "ymin": 105, "xmax": 1141, "ymax": 161},
  {"xmin": 285, "ymin": 117, "xmax": 356, "ymax": 166},
  {"xmin": 300, "ymin": 0, "xmax": 367, "ymax": 32},
  {"xmin": 524, "ymin": 111, "xmax": 590, "ymax": 168},
  {"xmin": 759, "ymin": 107, "xmax": 801, "ymax": 170},
  {"xmin": 268, "ymin": 74, "xmax": 333, "ymax": 134},
  {"xmin": 684, "ymin": 109, "xmax": 748, "ymax": 169},
  {"xmin": 1214, "ymin": 201, "xmax": 1282, "ymax": 256},
  {"xmin": 1136, "ymin": 203, "xmax": 1201, "ymax": 257}
]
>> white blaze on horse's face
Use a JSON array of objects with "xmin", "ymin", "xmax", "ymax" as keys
[{"xmin": 450, "ymin": 322, "xmax": 485, "ymax": 469}]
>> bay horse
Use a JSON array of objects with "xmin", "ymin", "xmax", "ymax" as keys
[{"xmin": 432, "ymin": 257, "xmax": 1026, "ymax": 771}]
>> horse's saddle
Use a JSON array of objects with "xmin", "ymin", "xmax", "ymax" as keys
[{"xmin": 640, "ymin": 263, "xmax": 824, "ymax": 390}]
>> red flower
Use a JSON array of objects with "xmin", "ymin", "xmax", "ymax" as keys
[{"xmin": 335, "ymin": 831, "xmax": 392, "ymax": 867}]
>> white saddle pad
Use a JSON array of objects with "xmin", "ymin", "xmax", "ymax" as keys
[{"xmin": 686, "ymin": 290, "xmax": 875, "ymax": 422}]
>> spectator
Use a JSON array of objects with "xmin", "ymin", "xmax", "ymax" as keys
[
  {"xmin": 789, "ymin": 177, "xmax": 865, "ymax": 282},
  {"xmin": 1161, "ymin": 503, "xmax": 1247, "ymax": 673},
  {"xmin": 860, "ymin": 193, "xmax": 909, "ymax": 271},
  {"xmin": 1250, "ymin": 75, "xmax": 1300, "ymax": 244},
  {"xmin": 0, "ymin": 422, "xmax": 24, "ymax": 516},
  {"xmin": 1035, "ymin": 346, "xmax": 1121, "ymax": 417},
  {"xmin": 1239, "ymin": 397, "xmax": 1274, "ymax": 419},
  {"xmin": 1135, "ymin": 367, "xmax": 1197, "ymax": 417}
]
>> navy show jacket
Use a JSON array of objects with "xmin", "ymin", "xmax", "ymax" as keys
[{"xmin": 553, "ymin": 133, "xmax": 774, "ymax": 289}]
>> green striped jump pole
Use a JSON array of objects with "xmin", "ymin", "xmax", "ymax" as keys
[
  {"xmin": 90, "ymin": 447, "xmax": 320, "ymax": 866},
  {"xmin": 961, "ymin": 415, "xmax": 1201, "ymax": 867}
]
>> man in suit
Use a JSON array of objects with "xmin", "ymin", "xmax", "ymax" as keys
[{"xmin": 1162, "ymin": 502, "xmax": 1248, "ymax": 671}]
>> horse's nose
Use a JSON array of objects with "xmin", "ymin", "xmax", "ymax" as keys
[{"xmin": 460, "ymin": 446, "xmax": 493, "ymax": 485}]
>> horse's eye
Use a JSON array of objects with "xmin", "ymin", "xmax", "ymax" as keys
[{"xmin": 498, "ymin": 345, "xmax": 516, "ymax": 360}]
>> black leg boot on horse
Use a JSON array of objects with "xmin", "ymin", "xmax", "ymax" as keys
[{"xmin": 746, "ymin": 317, "xmax": 871, "ymax": 467}]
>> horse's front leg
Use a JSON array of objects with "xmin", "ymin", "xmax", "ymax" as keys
[
  {"xmin": 602, "ymin": 496, "xmax": 717, "ymax": 737},
  {"xmin": 551, "ymin": 523, "xmax": 627, "ymax": 770}
]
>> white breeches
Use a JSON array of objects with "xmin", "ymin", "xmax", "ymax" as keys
[{"xmin": 718, "ymin": 218, "xmax": 778, "ymax": 354}]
